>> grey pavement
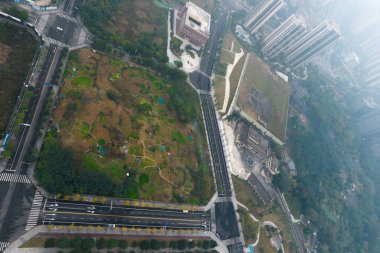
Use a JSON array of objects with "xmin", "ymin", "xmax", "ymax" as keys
[{"xmin": 6, "ymin": 226, "xmax": 228, "ymax": 253}]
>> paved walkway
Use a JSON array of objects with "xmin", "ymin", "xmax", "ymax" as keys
[
  {"xmin": 5, "ymin": 226, "xmax": 228, "ymax": 253},
  {"xmin": 221, "ymin": 47, "xmax": 244, "ymax": 114}
]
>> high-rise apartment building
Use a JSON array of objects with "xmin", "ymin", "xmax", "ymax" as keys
[
  {"xmin": 352, "ymin": 13, "xmax": 380, "ymax": 88},
  {"xmin": 284, "ymin": 21, "xmax": 340, "ymax": 69},
  {"xmin": 261, "ymin": 14, "xmax": 307, "ymax": 59},
  {"xmin": 241, "ymin": 0, "xmax": 285, "ymax": 34}
]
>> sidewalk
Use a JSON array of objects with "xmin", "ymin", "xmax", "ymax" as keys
[{"xmin": 6, "ymin": 226, "xmax": 228, "ymax": 253}]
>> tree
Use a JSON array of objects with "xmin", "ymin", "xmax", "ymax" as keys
[
  {"xmin": 202, "ymin": 240, "xmax": 210, "ymax": 249},
  {"xmin": 272, "ymin": 170, "xmax": 294, "ymax": 193},
  {"xmin": 119, "ymin": 239, "xmax": 127, "ymax": 249},
  {"xmin": 139, "ymin": 240, "xmax": 151, "ymax": 250},
  {"xmin": 3, "ymin": 6, "xmax": 28, "ymax": 22},
  {"xmin": 138, "ymin": 173, "xmax": 150, "ymax": 186},
  {"xmin": 169, "ymin": 240, "xmax": 178, "ymax": 249},
  {"xmin": 189, "ymin": 240, "xmax": 195, "ymax": 249},
  {"xmin": 210, "ymin": 240, "xmax": 217, "ymax": 248},
  {"xmin": 160, "ymin": 240, "xmax": 167, "ymax": 249},
  {"xmin": 81, "ymin": 238, "xmax": 95, "ymax": 251},
  {"xmin": 71, "ymin": 238, "xmax": 82, "ymax": 249},
  {"xmin": 106, "ymin": 238, "xmax": 119, "ymax": 249},
  {"xmin": 150, "ymin": 239, "xmax": 160, "ymax": 250},
  {"xmin": 96, "ymin": 238, "xmax": 106, "ymax": 249},
  {"xmin": 56, "ymin": 238, "xmax": 70, "ymax": 248},
  {"xmin": 44, "ymin": 238, "xmax": 56, "ymax": 248},
  {"xmin": 177, "ymin": 239, "xmax": 189, "ymax": 250}
]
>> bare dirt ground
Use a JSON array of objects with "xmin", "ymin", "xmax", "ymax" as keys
[{"xmin": 0, "ymin": 43, "xmax": 11, "ymax": 65}]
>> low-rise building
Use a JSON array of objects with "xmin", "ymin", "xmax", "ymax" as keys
[
  {"xmin": 236, "ymin": 122, "xmax": 270, "ymax": 158},
  {"xmin": 265, "ymin": 155, "xmax": 280, "ymax": 175},
  {"xmin": 176, "ymin": 1, "xmax": 211, "ymax": 47}
]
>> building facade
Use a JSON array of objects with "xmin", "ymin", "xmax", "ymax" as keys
[
  {"xmin": 261, "ymin": 14, "xmax": 307, "ymax": 59},
  {"xmin": 176, "ymin": 1, "xmax": 211, "ymax": 47},
  {"xmin": 241, "ymin": 0, "xmax": 285, "ymax": 34},
  {"xmin": 353, "ymin": 14, "xmax": 380, "ymax": 88},
  {"xmin": 284, "ymin": 21, "xmax": 340, "ymax": 69}
]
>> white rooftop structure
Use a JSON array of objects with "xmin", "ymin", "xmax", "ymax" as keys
[{"xmin": 184, "ymin": 1, "xmax": 211, "ymax": 35}]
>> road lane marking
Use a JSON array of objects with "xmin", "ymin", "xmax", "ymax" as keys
[
  {"xmin": 0, "ymin": 242, "xmax": 9, "ymax": 252},
  {"xmin": 43, "ymin": 210, "xmax": 206, "ymax": 223},
  {"xmin": 0, "ymin": 173, "xmax": 31, "ymax": 184},
  {"xmin": 25, "ymin": 190, "xmax": 43, "ymax": 230},
  {"xmin": 45, "ymin": 200, "xmax": 205, "ymax": 215}
]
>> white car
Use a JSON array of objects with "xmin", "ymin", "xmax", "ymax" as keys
[{"xmin": 57, "ymin": 26, "xmax": 63, "ymax": 31}]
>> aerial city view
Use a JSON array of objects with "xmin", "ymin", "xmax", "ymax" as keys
[{"xmin": 0, "ymin": 0, "xmax": 379, "ymax": 252}]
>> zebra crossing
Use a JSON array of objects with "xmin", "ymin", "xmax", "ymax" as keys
[
  {"xmin": 45, "ymin": 37, "xmax": 70, "ymax": 48},
  {"xmin": 0, "ymin": 242, "xmax": 9, "ymax": 252},
  {"xmin": 58, "ymin": 12, "xmax": 77, "ymax": 23},
  {"xmin": 0, "ymin": 173, "xmax": 30, "ymax": 184},
  {"xmin": 25, "ymin": 190, "xmax": 43, "ymax": 231}
]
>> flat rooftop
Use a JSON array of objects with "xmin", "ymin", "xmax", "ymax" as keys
[{"xmin": 185, "ymin": 1, "xmax": 211, "ymax": 35}]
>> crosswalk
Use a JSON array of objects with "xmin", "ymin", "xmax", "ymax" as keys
[
  {"xmin": 0, "ymin": 242, "xmax": 9, "ymax": 252},
  {"xmin": 25, "ymin": 190, "xmax": 43, "ymax": 231},
  {"xmin": 0, "ymin": 173, "xmax": 30, "ymax": 184},
  {"xmin": 45, "ymin": 37, "xmax": 70, "ymax": 48},
  {"xmin": 58, "ymin": 12, "xmax": 77, "ymax": 23}
]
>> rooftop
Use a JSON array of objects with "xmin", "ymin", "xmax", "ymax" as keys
[{"xmin": 184, "ymin": 1, "xmax": 211, "ymax": 35}]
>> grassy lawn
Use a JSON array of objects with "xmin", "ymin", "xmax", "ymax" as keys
[
  {"xmin": 238, "ymin": 209, "xmax": 259, "ymax": 245},
  {"xmin": 222, "ymin": 34, "xmax": 233, "ymax": 51},
  {"xmin": 213, "ymin": 76, "xmax": 226, "ymax": 111},
  {"xmin": 227, "ymin": 54, "xmax": 247, "ymax": 113},
  {"xmin": 233, "ymin": 176, "xmax": 268, "ymax": 214},
  {"xmin": 21, "ymin": 237, "xmax": 47, "ymax": 248},
  {"xmin": 220, "ymin": 49, "xmax": 235, "ymax": 65},
  {"xmin": 255, "ymin": 229, "xmax": 277, "ymax": 253},
  {"xmin": 236, "ymin": 54, "xmax": 290, "ymax": 142},
  {"xmin": 72, "ymin": 76, "xmax": 93, "ymax": 87},
  {"xmin": 233, "ymin": 176, "xmax": 297, "ymax": 252},
  {"xmin": 49, "ymin": 48, "xmax": 213, "ymax": 203}
]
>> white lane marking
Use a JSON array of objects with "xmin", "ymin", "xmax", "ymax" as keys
[
  {"xmin": 25, "ymin": 190, "xmax": 44, "ymax": 230},
  {"xmin": 0, "ymin": 173, "xmax": 31, "ymax": 184}
]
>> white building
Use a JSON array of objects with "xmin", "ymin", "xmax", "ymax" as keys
[
  {"xmin": 284, "ymin": 21, "xmax": 340, "ymax": 69},
  {"xmin": 176, "ymin": 1, "xmax": 211, "ymax": 47},
  {"xmin": 241, "ymin": 0, "xmax": 285, "ymax": 34},
  {"xmin": 262, "ymin": 14, "xmax": 307, "ymax": 59}
]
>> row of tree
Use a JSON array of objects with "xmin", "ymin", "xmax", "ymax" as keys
[{"xmin": 44, "ymin": 237, "xmax": 217, "ymax": 251}]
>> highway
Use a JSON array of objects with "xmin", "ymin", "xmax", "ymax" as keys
[{"xmin": 39, "ymin": 200, "xmax": 211, "ymax": 231}]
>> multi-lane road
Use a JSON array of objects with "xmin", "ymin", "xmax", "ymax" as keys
[
  {"xmin": 40, "ymin": 200, "xmax": 210, "ymax": 231},
  {"xmin": 201, "ymin": 94, "xmax": 232, "ymax": 196},
  {"xmin": 0, "ymin": 44, "xmax": 61, "ymax": 247},
  {"xmin": 6, "ymin": 45, "xmax": 60, "ymax": 172},
  {"xmin": 189, "ymin": 9, "xmax": 228, "ymax": 91}
]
